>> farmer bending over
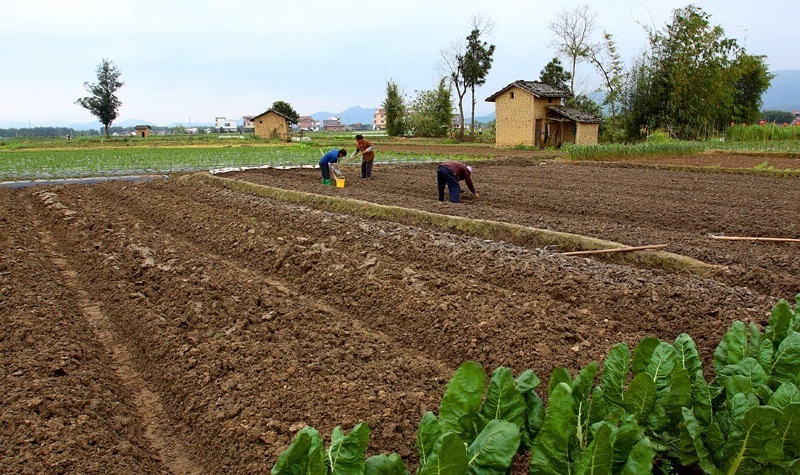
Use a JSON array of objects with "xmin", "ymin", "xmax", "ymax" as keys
[
  {"xmin": 437, "ymin": 160, "xmax": 479, "ymax": 203},
  {"xmin": 319, "ymin": 148, "xmax": 347, "ymax": 184}
]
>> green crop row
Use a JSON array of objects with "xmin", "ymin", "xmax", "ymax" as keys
[
  {"xmin": 562, "ymin": 141, "xmax": 706, "ymax": 160},
  {"xmin": 272, "ymin": 295, "xmax": 800, "ymax": 474},
  {"xmin": 726, "ymin": 124, "xmax": 800, "ymax": 142},
  {"xmin": 0, "ymin": 145, "xmax": 465, "ymax": 180}
]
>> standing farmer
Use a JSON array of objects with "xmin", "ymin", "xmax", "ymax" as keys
[
  {"xmin": 351, "ymin": 134, "xmax": 375, "ymax": 179},
  {"xmin": 319, "ymin": 148, "xmax": 347, "ymax": 184},
  {"xmin": 437, "ymin": 161, "xmax": 479, "ymax": 203}
]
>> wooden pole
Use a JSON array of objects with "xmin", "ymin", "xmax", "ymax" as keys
[
  {"xmin": 561, "ymin": 244, "xmax": 668, "ymax": 256},
  {"xmin": 710, "ymin": 235, "xmax": 800, "ymax": 243}
]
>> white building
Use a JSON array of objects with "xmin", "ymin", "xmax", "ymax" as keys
[{"xmin": 215, "ymin": 116, "xmax": 238, "ymax": 133}]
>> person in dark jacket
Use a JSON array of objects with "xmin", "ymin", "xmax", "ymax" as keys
[
  {"xmin": 319, "ymin": 148, "xmax": 347, "ymax": 183},
  {"xmin": 437, "ymin": 161, "xmax": 479, "ymax": 203}
]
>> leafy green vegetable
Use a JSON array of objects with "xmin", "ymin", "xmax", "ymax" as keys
[
  {"xmin": 270, "ymin": 426, "xmax": 325, "ymax": 475},
  {"xmin": 326, "ymin": 423, "xmax": 371, "ymax": 474},
  {"xmin": 529, "ymin": 382, "xmax": 576, "ymax": 474},
  {"xmin": 465, "ymin": 419, "xmax": 520, "ymax": 474},
  {"xmin": 439, "ymin": 362, "xmax": 486, "ymax": 443},
  {"xmin": 364, "ymin": 453, "xmax": 409, "ymax": 475},
  {"xmin": 417, "ymin": 433, "xmax": 469, "ymax": 475}
]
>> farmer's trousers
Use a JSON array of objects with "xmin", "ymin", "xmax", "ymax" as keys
[
  {"xmin": 361, "ymin": 160, "xmax": 373, "ymax": 178},
  {"xmin": 437, "ymin": 165, "xmax": 460, "ymax": 202},
  {"xmin": 319, "ymin": 162, "xmax": 331, "ymax": 180}
]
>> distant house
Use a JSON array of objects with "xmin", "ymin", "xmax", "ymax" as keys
[
  {"xmin": 242, "ymin": 116, "xmax": 255, "ymax": 133},
  {"xmin": 485, "ymin": 80, "xmax": 600, "ymax": 148},
  {"xmin": 134, "ymin": 125, "xmax": 152, "ymax": 137},
  {"xmin": 322, "ymin": 117, "xmax": 345, "ymax": 131},
  {"xmin": 349, "ymin": 123, "xmax": 371, "ymax": 131},
  {"xmin": 373, "ymin": 107, "xmax": 386, "ymax": 131},
  {"xmin": 252, "ymin": 109, "xmax": 296, "ymax": 140},
  {"xmin": 297, "ymin": 116, "xmax": 319, "ymax": 132},
  {"xmin": 215, "ymin": 117, "xmax": 238, "ymax": 133}
]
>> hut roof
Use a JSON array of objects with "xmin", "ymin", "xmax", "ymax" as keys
[
  {"xmin": 547, "ymin": 105, "xmax": 602, "ymax": 124},
  {"xmin": 252, "ymin": 109, "xmax": 297, "ymax": 124},
  {"xmin": 485, "ymin": 80, "xmax": 569, "ymax": 102}
]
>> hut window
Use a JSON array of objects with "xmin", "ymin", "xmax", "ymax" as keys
[{"xmin": 510, "ymin": 91, "xmax": 515, "ymax": 99}]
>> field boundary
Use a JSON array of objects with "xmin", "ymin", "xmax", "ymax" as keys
[{"xmin": 186, "ymin": 172, "xmax": 718, "ymax": 276}]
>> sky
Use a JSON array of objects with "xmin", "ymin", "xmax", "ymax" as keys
[{"xmin": 1, "ymin": 0, "xmax": 797, "ymax": 127}]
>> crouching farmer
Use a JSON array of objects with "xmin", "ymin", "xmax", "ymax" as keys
[
  {"xmin": 319, "ymin": 148, "xmax": 347, "ymax": 184},
  {"xmin": 437, "ymin": 160, "xmax": 479, "ymax": 203}
]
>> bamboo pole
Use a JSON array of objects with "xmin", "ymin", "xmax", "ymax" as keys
[
  {"xmin": 710, "ymin": 235, "xmax": 800, "ymax": 243},
  {"xmin": 561, "ymin": 244, "xmax": 668, "ymax": 256}
]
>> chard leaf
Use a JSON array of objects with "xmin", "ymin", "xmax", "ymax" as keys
[
  {"xmin": 692, "ymin": 369, "xmax": 716, "ymax": 426},
  {"xmin": 723, "ymin": 377, "xmax": 757, "ymax": 411},
  {"xmin": 572, "ymin": 362, "xmax": 599, "ymax": 401},
  {"xmin": 706, "ymin": 421, "xmax": 726, "ymax": 460},
  {"xmin": 723, "ymin": 405, "xmax": 783, "ymax": 472},
  {"xmin": 515, "ymin": 369, "xmax": 541, "ymax": 394},
  {"xmin": 270, "ymin": 426, "xmax": 325, "ymax": 475},
  {"xmin": 674, "ymin": 333, "xmax": 703, "ymax": 379},
  {"xmin": 439, "ymin": 361, "xmax": 486, "ymax": 443},
  {"xmin": 776, "ymin": 402, "xmax": 800, "ymax": 457},
  {"xmin": 611, "ymin": 415, "xmax": 642, "ymax": 471},
  {"xmin": 516, "ymin": 369, "xmax": 545, "ymax": 447},
  {"xmin": 466, "ymin": 419, "xmax": 521, "ymax": 474},
  {"xmin": 619, "ymin": 437, "xmax": 657, "ymax": 475},
  {"xmin": 573, "ymin": 423, "xmax": 613, "ymax": 475},
  {"xmin": 714, "ymin": 321, "xmax": 748, "ymax": 373},
  {"xmin": 770, "ymin": 331, "xmax": 800, "ymax": 386},
  {"xmin": 720, "ymin": 357, "xmax": 769, "ymax": 389},
  {"xmin": 769, "ymin": 383, "xmax": 800, "ymax": 410},
  {"xmin": 632, "ymin": 337, "xmax": 660, "ymax": 376},
  {"xmin": 479, "ymin": 367, "xmax": 526, "ymax": 431},
  {"xmin": 417, "ymin": 411, "xmax": 442, "ymax": 467},
  {"xmin": 417, "ymin": 433, "xmax": 469, "ymax": 475},
  {"xmin": 548, "ymin": 367, "xmax": 572, "ymax": 395},
  {"xmin": 647, "ymin": 342, "xmax": 678, "ymax": 389},
  {"xmin": 648, "ymin": 367, "xmax": 692, "ymax": 431},
  {"xmin": 766, "ymin": 300, "xmax": 794, "ymax": 346},
  {"xmin": 680, "ymin": 408, "xmax": 721, "ymax": 475},
  {"xmin": 529, "ymin": 383, "xmax": 576, "ymax": 475},
  {"xmin": 600, "ymin": 343, "xmax": 630, "ymax": 408},
  {"xmin": 623, "ymin": 373, "xmax": 657, "ymax": 423},
  {"xmin": 364, "ymin": 453, "xmax": 408, "ymax": 475},
  {"xmin": 327, "ymin": 423, "xmax": 370, "ymax": 475}
]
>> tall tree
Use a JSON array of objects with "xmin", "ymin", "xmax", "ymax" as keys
[
  {"xmin": 547, "ymin": 4, "xmax": 597, "ymax": 94},
  {"xmin": 588, "ymin": 32, "xmax": 624, "ymax": 141},
  {"xmin": 730, "ymin": 53, "xmax": 773, "ymax": 125},
  {"xmin": 407, "ymin": 79, "xmax": 453, "ymax": 137},
  {"xmin": 270, "ymin": 100, "xmax": 299, "ymax": 122},
  {"xmin": 463, "ymin": 27, "xmax": 495, "ymax": 135},
  {"xmin": 383, "ymin": 80, "xmax": 406, "ymax": 137},
  {"xmin": 76, "ymin": 59, "xmax": 124, "ymax": 138},
  {"xmin": 439, "ymin": 39, "xmax": 468, "ymax": 138},
  {"xmin": 539, "ymin": 58, "xmax": 572, "ymax": 92}
]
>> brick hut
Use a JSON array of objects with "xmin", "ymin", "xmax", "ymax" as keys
[
  {"xmin": 252, "ymin": 109, "xmax": 296, "ymax": 140},
  {"xmin": 485, "ymin": 80, "xmax": 600, "ymax": 148},
  {"xmin": 134, "ymin": 125, "xmax": 152, "ymax": 137}
]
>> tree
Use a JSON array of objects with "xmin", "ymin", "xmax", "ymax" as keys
[
  {"xmin": 761, "ymin": 110, "xmax": 795, "ymax": 125},
  {"xmin": 383, "ymin": 80, "xmax": 406, "ymax": 137},
  {"xmin": 439, "ymin": 40, "xmax": 468, "ymax": 138},
  {"xmin": 539, "ymin": 58, "xmax": 572, "ymax": 92},
  {"xmin": 270, "ymin": 100, "xmax": 299, "ymax": 122},
  {"xmin": 463, "ymin": 27, "xmax": 495, "ymax": 135},
  {"xmin": 547, "ymin": 4, "xmax": 597, "ymax": 94},
  {"xmin": 730, "ymin": 54, "xmax": 773, "ymax": 125},
  {"xmin": 588, "ymin": 33, "xmax": 624, "ymax": 141},
  {"xmin": 407, "ymin": 79, "xmax": 453, "ymax": 137},
  {"xmin": 76, "ymin": 59, "xmax": 124, "ymax": 138}
]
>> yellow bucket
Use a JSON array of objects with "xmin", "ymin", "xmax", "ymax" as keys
[{"xmin": 335, "ymin": 177, "xmax": 345, "ymax": 188}]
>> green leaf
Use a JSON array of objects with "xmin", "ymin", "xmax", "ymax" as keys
[
  {"xmin": 714, "ymin": 321, "xmax": 748, "ymax": 373},
  {"xmin": 417, "ymin": 412, "xmax": 442, "ymax": 467},
  {"xmin": 632, "ymin": 337, "xmax": 660, "ymax": 376},
  {"xmin": 680, "ymin": 408, "xmax": 721, "ymax": 475},
  {"xmin": 549, "ymin": 367, "xmax": 572, "ymax": 395},
  {"xmin": 515, "ymin": 369, "xmax": 541, "ymax": 394},
  {"xmin": 479, "ymin": 367, "xmax": 526, "ymax": 431},
  {"xmin": 692, "ymin": 369, "xmax": 716, "ymax": 426},
  {"xmin": 327, "ymin": 423, "xmax": 370, "ymax": 475},
  {"xmin": 674, "ymin": 333, "xmax": 703, "ymax": 380},
  {"xmin": 623, "ymin": 373, "xmax": 657, "ymax": 423},
  {"xmin": 776, "ymin": 402, "xmax": 800, "ymax": 457},
  {"xmin": 610, "ymin": 415, "xmax": 642, "ymax": 471},
  {"xmin": 648, "ymin": 367, "xmax": 692, "ymax": 431},
  {"xmin": 271, "ymin": 426, "xmax": 325, "ymax": 475},
  {"xmin": 600, "ymin": 343, "xmax": 630, "ymax": 408},
  {"xmin": 529, "ymin": 383, "xmax": 576, "ymax": 475},
  {"xmin": 365, "ymin": 453, "xmax": 409, "ymax": 475},
  {"xmin": 466, "ymin": 419, "xmax": 521, "ymax": 474},
  {"xmin": 619, "ymin": 437, "xmax": 657, "ymax": 475},
  {"xmin": 766, "ymin": 300, "xmax": 794, "ymax": 346},
  {"xmin": 572, "ymin": 362, "xmax": 599, "ymax": 401},
  {"xmin": 646, "ymin": 342, "xmax": 678, "ymax": 388},
  {"xmin": 769, "ymin": 383, "xmax": 800, "ymax": 410},
  {"xmin": 720, "ymin": 357, "xmax": 769, "ymax": 389},
  {"xmin": 439, "ymin": 361, "xmax": 486, "ymax": 443},
  {"xmin": 723, "ymin": 406, "xmax": 784, "ymax": 473},
  {"xmin": 573, "ymin": 423, "xmax": 613, "ymax": 475},
  {"xmin": 770, "ymin": 331, "xmax": 800, "ymax": 386},
  {"xmin": 417, "ymin": 433, "xmax": 469, "ymax": 475}
]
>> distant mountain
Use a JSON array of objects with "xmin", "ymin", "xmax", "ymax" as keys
[
  {"xmin": 762, "ymin": 70, "xmax": 800, "ymax": 111},
  {"xmin": 310, "ymin": 106, "xmax": 376, "ymax": 125}
]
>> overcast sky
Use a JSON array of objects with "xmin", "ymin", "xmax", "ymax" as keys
[{"xmin": 1, "ymin": 0, "xmax": 796, "ymax": 126}]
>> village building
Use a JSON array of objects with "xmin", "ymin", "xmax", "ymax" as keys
[
  {"xmin": 322, "ymin": 117, "xmax": 345, "ymax": 132},
  {"xmin": 214, "ymin": 117, "xmax": 239, "ymax": 133},
  {"xmin": 373, "ymin": 107, "xmax": 386, "ymax": 131},
  {"xmin": 252, "ymin": 109, "xmax": 296, "ymax": 140},
  {"xmin": 296, "ymin": 116, "xmax": 319, "ymax": 132},
  {"xmin": 134, "ymin": 125, "xmax": 152, "ymax": 137},
  {"xmin": 241, "ymin": 116, "xmax": 255, "ymax": 133},
  {"xmin": 486, "ymin": 80, "xmax": 601, "ymax": 148}
]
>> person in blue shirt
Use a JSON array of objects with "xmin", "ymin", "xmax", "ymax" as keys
[{"xmin": 319, "ymin": 148, "xmax": 347, "ymax": 183}]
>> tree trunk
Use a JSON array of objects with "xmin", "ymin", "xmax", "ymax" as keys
[
  {"xmin": 104, "ymin": 124, "xmax": 110, "ymax": 138},
  {"xmin": 470, "ymin": 86, "xmax": 476, "ymax": 135}
]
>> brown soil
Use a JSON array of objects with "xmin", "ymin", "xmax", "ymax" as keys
[{"xmin": 2, "ymin": 148, "xmax": 797, "ymax": 473}]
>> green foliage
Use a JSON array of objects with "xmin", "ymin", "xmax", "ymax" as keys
[
  {"xmin": 271, "ymin": 296, "xmax": 800, "ymax": 474},
  {"xmin": 75, "ymin": 58, "xmax": 124, "ymax": 138},
  {"xmin": 538, "ymin": 58, "xmax": 571, "ymax": 93},
  {"xmin": 383, "ymin": 81, "xmax": 407, "ymax": 137},
  {"xmin": 270, "ymin": 101, "xmax": 300, "ymax": 123},
  {"xmin": 562, "ymin": 141, "xmax": 706, "ymax": 160},
  {"xmin": 463, "ymin": 27, "xmax": 495, "ymax": 135},
  {"xmin": 407, "ymin": 79, "xmax": 453, "ymax": 138},
  {"xmin": 761, "ymin": 110, "xmax": 796, "ymax": 125}
]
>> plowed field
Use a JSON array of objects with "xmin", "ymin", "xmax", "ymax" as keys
[{"xmin": 2, "ymin": 151, "xmax": 798, "ymax": 473}]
